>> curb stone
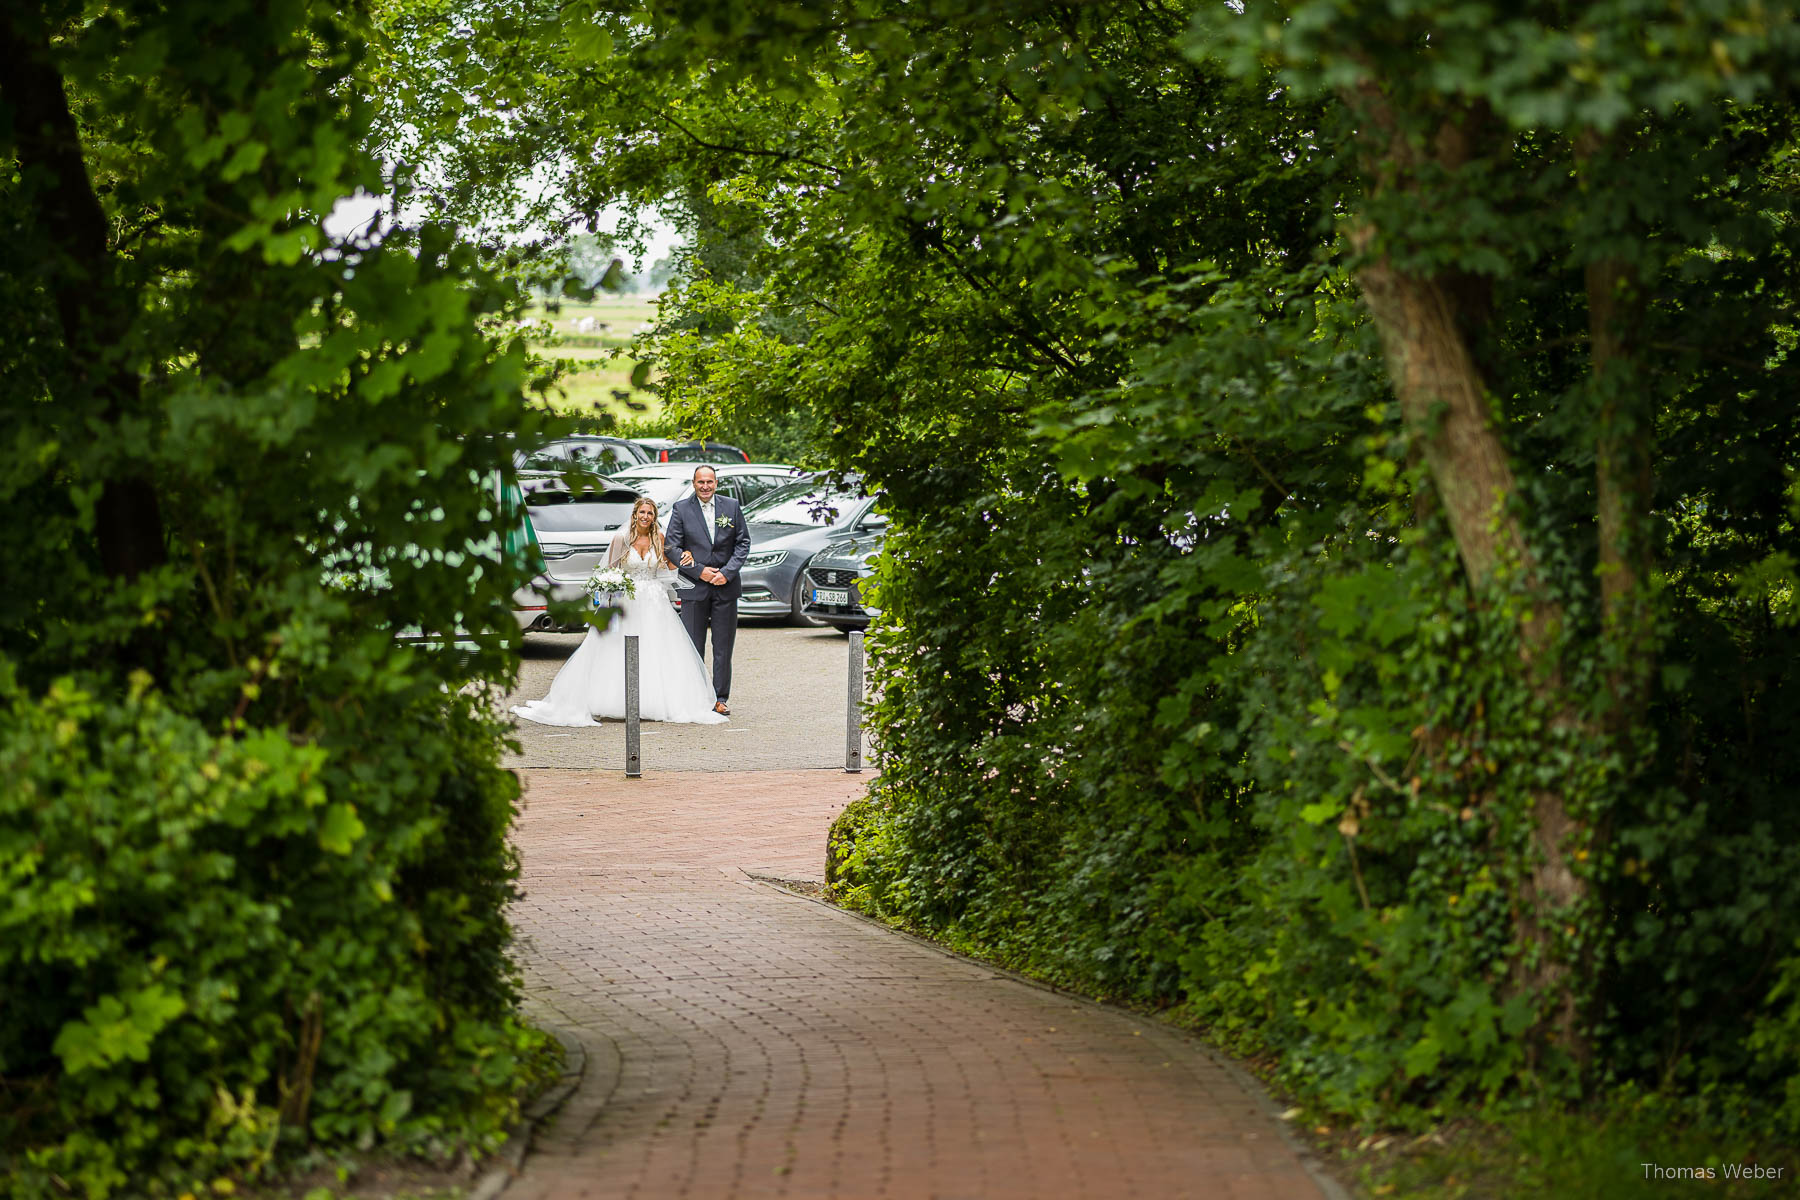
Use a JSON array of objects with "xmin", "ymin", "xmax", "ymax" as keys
[
  {"xmin": 745, "ymin": 873, "xmax": 1354, "ymax": 1200},
  {"xmin": 469, "ymin": 1024, "xmax": 585, "ymax": 1200}
]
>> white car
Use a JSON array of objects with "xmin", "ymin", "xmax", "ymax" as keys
[
  {"xmin": 509, "ymin": 476, "xmax": 646, "ymax": 630},
  {"xmin": 608, "ymin": 462, "xmax": 806, "ymax": 529}
]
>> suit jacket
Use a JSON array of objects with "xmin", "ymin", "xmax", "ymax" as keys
[{"xmin": 666, "ymin": 493, "xmax": 752, "ymax": 600}]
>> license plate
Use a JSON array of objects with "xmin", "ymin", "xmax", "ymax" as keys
[{"xmin": 812, "ymin": 588, "xmax": 850, "ymax": 606}]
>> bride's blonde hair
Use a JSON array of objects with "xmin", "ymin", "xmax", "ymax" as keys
[{"xmin": 627, "ymin": 497, "xmax": 667, "ymax": 565}]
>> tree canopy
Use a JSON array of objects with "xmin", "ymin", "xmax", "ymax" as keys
[{"xmin": 406, "ymin": 0, "xmax": 1800, "ymax": 1130}]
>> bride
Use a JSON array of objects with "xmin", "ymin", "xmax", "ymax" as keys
[{"xmin": 511, "ymin": 497, "xmax": 728, "ymax": 727}]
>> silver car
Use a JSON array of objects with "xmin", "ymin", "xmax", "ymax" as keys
[
  {"xmin": 515, "ymin": 435, "xmax": 653, "ymax": 475},
  {"xmin": 736, "ymin": 477, "xmax": 879, "ymax": 624},
  {"xmin": 516, "ymin": 476, "xmax": 645, "ymax": 631},
  {"xmin": 609, "ymin": 462, "xmax": 805, "ymax": 526}
]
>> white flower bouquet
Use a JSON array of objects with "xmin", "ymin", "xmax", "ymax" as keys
[{"xmin": 585, "ymin": 565, "xmax": 637, "ymax": 608}]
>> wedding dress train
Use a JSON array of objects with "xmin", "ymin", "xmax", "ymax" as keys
[{"xmin": 511, "ymin": 543, "xmax": 727, "ymax": 727}]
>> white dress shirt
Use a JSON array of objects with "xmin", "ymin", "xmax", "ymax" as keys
[{"xmin": 698, "ymin": 498, "xmax": 715, "ymax": 545}]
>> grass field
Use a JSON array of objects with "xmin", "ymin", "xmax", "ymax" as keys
[{"xmin": 526, "ymin": 294, "xmax": 665, "ymax": 419}]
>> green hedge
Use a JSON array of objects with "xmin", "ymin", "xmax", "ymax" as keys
[
  {"xmin": 0, "ymin": 664, "xmax": 550, "ymax": 1197},
  {"xmin": 0, "ymin": 1, "xmax": 568, "ymax": 1190}
]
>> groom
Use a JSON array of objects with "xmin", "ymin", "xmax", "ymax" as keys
[{"xmin": 666, "ymin": 465, "xmax": 752, "ymax": 715}]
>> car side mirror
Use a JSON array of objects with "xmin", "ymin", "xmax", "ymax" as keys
[{"xmin": 859, "ymin": 513, "xmax": 889, "ymax": 530}]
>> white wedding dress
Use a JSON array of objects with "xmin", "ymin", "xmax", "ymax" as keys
[{"xmin": 511, "ymin": 542, "xmax": 727, "ymax": 727}]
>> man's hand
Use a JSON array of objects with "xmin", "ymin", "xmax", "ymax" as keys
[
  {"xmin": 680, "ymin": 550, "xmax": 694, "ymax": 567},
  {"xmin": 701, "ymin": 567, "xmax": 727, "ymax": 586}
]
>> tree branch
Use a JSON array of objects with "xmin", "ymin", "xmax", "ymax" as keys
[{"xmin": 652, "ymin": 106, "xmax": 847, "ymax": 179}]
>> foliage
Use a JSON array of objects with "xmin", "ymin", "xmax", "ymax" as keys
[
  {"xmin": 0, "ymin": 0, "xmax": 560, "ymax": 1191},
  {"xmin": 381, "ymin": 0, "xmax": 1800, "ymax": 1143},
  {"xmin": 0, "ymin": 669, "xmax": 551, "ymax": 1197},
  {"xmin": 1356, "ymin": 1085, "xmax": 1796, "ymax": 1198},
  {"xmin": 1748, "ymin": 943, "xmax": 1800, "ymax": 1136}
]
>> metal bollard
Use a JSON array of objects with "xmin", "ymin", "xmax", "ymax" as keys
[
  {"xmin": 624, "ymin": 634, "xmax": 641, "ymax": 778},
  {"xmin": 845, "ymin": 630, "xmax": 864, "ymax": 773}
]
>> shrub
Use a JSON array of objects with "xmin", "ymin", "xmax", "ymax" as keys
[
  {"xmin": 0, "ymin": 1, "xmax": 565, "ymax": 1189},
  {"xmin": 0, "ymin": 664, "xmax": 550, "ymax": 1197}
]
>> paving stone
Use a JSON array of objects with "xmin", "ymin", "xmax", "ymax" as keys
[{"xmin": 502, "ymin": 769, "xmax": 1335, "ymax": 1200}]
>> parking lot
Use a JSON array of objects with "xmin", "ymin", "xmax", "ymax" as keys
[{"xmin": 501, "ymin": 623, "xmax": 872, "ymax": 772}]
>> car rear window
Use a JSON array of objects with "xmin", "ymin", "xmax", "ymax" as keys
[
  {"xmin": 665, "ymin": 444, "xmax": 748, "ymax": 463},
  {"xmin": 526, "ymin": 484, "xmax": 639, "ymax": 509},
  {"xmin": 568, "ymin": 446, "xmax": 640, "ymax": 470},
  {"xmin": 744, "ymin": 481, "xmax": 860, "ymax": 527},
  {"xmin": 527, "ymin": 500, "xmax": 634, "ymax": 532},
  {"xmin": 622, "ymin": 477, "xmax": 688, "ymax": 507},
  {"xmin": 740, "ymin": 474, "xmax": 792, "ymax": 504}
]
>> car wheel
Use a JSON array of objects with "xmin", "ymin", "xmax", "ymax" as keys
[{"xmin": 789, "ymin": 569, "xmax": 825, "ymax": 627}]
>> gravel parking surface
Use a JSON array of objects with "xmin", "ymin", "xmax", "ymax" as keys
[{"xmin": 502, "ymin": 623, "xmax": 872, "ymax": 773}]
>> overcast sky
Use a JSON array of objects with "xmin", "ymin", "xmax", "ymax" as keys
[{"xmin": 324, "ymin": 192, "xmax": 683, "ymax": 274}]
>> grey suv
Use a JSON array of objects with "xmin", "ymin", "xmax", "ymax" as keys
[{"xmin": 800, "ymin": 521, "xmax": 887, "ymax": 632}]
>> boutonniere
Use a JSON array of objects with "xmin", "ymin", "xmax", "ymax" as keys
[{"xmin": 715, "ymin": 515, "xmax": 734, "ymax": 528}]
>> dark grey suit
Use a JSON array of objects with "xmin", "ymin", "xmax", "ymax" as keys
[{"xmin": 665, "ymin": 493, "xmax": 751, "ymax": 703}]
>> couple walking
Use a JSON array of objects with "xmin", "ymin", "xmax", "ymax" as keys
[{"xmin": 512, "ymin": 465, "xmax": 750, "ymax": 727}]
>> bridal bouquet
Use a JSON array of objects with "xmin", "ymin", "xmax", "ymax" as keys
[{"xmin": 586, "ymin": 565, "xmax": 637, "ymax": 608}]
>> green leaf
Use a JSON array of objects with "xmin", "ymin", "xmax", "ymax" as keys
[
  {"xmin": 53, "ymin": 985, "xmax": 187, "ymax": 1074},
  {"xmin": 1501, "ymin": 993, "xmax": 1536, "ymax": 1038},
  {"xmin": 1402, "ymin": 1034, "xmax": 1443, "ymax": 1080},
  {"xmin": 567, "ymin": 23, "xmax": 613, "ymax": 62},
  {"xmin": 220, "ymin": 140, "xmax": 268, "ymax": 181},
  {"xmin": 1298, "ymin": 801, "xmax": 1341, "ymax": 826},
  {"xmin": 318, "ymin": 803, "xmax": 366, "ymax": 855}
]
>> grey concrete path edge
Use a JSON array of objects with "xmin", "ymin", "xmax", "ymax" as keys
[{"xmin": 472, "ymin": 1025, "xmax": 586, "ymax": 1200}]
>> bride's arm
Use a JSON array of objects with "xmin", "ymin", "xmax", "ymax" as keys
[
  {"xmin": 655, "ymin": 540, "xmax": 687, "ymax": 586},
  {"xmin": 606, "ymin": 530, "xmax": 630, "ymax": 568}
]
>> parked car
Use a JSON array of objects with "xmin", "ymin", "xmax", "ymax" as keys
[
  {"xmin": 513, "ymin": 476, "xmax": 646, "ymax": 630},
  {"xmin": 515, "ymin": 435, "xmax": 652, "ymax": 477},
  {"xmin": 495, "ymin": 474, "xmax": 566, "ymax": 635},
  {"xmin": 736, "ymin": 476, "xmax": 880, "ymax": 624},
  {"xmin": 800, "ymin": 520, "xmax": 888, "ymax": 632},
  {"xmin": 631, "ymin": 437, "xmax": 752, "ymax": 464},
  {"xmin": 609, "ymin": 462, "xmax": 806, "ymax": 526},
  {"xmin": 511, "ymin": 570, "xmax": 591, "ymax": 634}
]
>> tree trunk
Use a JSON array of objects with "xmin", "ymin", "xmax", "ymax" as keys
[
  {"xmin": 1582, "ymin": 133, "xmax": 1656, "ymax": 727},
  {"xmin": 1, "ymin": 6, "xmax": 167, "ymax": 584},
  {"xmin": 1353, "ymin": 245, "xmax": 1532, "ymax": 591},
  {"xmin": 1346, "ymin": 98, "xmax": 1592, "ymax": 1068}
]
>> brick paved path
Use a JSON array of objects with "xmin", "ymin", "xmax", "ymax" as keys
[{"xmin": 503, "ymin": 769, "xmax": 1338, "ymax": 1200}]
